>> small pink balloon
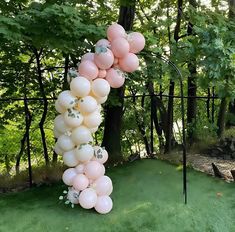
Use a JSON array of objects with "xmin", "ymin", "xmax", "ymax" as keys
[
  {"xmin": 128, "ymin": 32, "xmax": 145, "ymax": 53},
  {"xmin": 84, "ymin": 161, "xmax": 105, "ymax": 180},
  {"xmin": 93, "ymin": 176, "xmax": 113, "ymax": 196},
  {"xmin": 119, "ymin": 53, "xmax": 139, "ymax": 73},
  {"xmin": 75, "ymin": 164, "xmax": 85, "ymax": 174},
  {"xmin": 94, "ymin": 47, "xmax": 114, "ymax": 70},
  {"xmin": 95, "ymin": 195, "xmax": 113, "ymax": 214},
  {"xmin": 78, "ymin": 60, "xmax": 98, "ymax": 80},
  {"xmin": 81, "ymin": 53, "xmax": 95, "ymax": 62},
  {"xmin": 105, "ymin": 68, "xmax": 125, "ymax": 88},
  {"xmin": 79, "ymin": 188, "xmax": 97, "ymax": 209},
  {"xmin": 107, "ymin": 23, "xmax": 126, "ymax": 41},
  {"xmin": 72, "ymin": 174, "xmax": 89, "ymax": 191},
  {"xmin": 98, "ymin": 69, "xmax": 107, "ymax": 78},
  {"xmin": 62, "ymin": 168, "xmax": 77, "ymax": 186},
  {"xmin": 96, "ymin": 39, "xmax": 110, "ymax": 48},
  {"xmin": 111, "ymin": 37, "xmax": 129, "ymax": 58}
]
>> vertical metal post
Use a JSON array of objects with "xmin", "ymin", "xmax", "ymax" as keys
[
  {"xmin": 150, "ymin": 95, "xmax": 154, "ymax": 154},
  {"xmin": 24, "ymin": 97, "xmax": 33, "ymax": 187}
]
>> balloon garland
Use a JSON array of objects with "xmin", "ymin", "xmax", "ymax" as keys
[{"xmin": 55, "ymin": 23, "xmax": 145, "ymax": 214}]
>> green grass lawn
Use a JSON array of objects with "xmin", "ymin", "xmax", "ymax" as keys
[{"xmin": 0, "ymin": 159, "xmax": 234, "ymax": 232}]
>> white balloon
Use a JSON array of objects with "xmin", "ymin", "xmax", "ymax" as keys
[
  {"xmin": 92, "ymin": 146, "xmax": 108, "ymax": 164},
  {"xmin": 63, "ymin": 149, "xmax": 79, "ymax": 167},
  {"xmin": 57, "ymin": 134, "xmax": 75, "ymax": 151},
  {"xmin": 89, "ymin": 126, "xmax": 99, "ymax": 133},
  {"xmin": 75, "ymin": 164, "xmax": 85, "ymax": 174},
  {"xmin": 71, "ymin": 125, "xmax": 93, "ymax": 145},
  {"xmin": 55, "ymin": 100, "xmax": 66, "ymax": 114},
  {"xmin": 53, "ymin": 127, "xmax": 62, "ymax": 138},
  {"xmin": 96, "ymin": 95, "xmax": 108, "ymax": 104},
  {"xmin": 75, "ymin": 144, "xmax": 94, "ymax": 163},
  {"xmin": 63, "ymin": 108, "xmax": 83, "ymax": 128},
  {"xmin": 83, "ymin": 110, "xmax": 102, "ymax": 128},
  {"xmin": 77, "ymin": 96, "xmax": 97, "ymax": 114},
  {"xmin": 67, "ymin": 187, "xmax": 80, "ymax": 204},
  {"xmin": 58, "ymin": 90, "xmax": 77, "ymax": 109},
  {"xmin": 79, "ymin": 188, "xmax": 97, "ymax": 209},
  {"xmin": 95, "ymin": 195, "xmax": 113, "ymax": 214},
  {"xmin": 54, "ymin": 115, "xmax": 71, "ymax": 134},
  {"xmin": 70, "ymin": 76, "xmax": 91, "ymax": 98},
  {"xmin": 62, "ymin": 168, "xmax": 77, "ymax": 186},
  {"xmin": 54, "ymin": 142, "xmax": 64, "ymax": 155},
  {"xmin": 91, "ymin": 78, "xmax": 110, "ymax": 98}
]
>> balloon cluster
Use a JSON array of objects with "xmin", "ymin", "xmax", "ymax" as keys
[{"xmin": 54, "ymin": 23, "xmax": 145, "ymax": 214}]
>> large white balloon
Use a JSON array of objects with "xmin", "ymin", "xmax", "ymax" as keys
[
  {"xmin": 95, "ymin": 95, "xmax": 108, "ymax": 104},
  {"xmin": 63, "ymin": 108, "xmax": 83, "ymax": 128},
  {"xmin": 54, "ymin": 142, "xmax": 64, "ymax": 155},
  {"xmin": 54, "ymin": 115, "xmax": 71, "ymax": 134},
  {"xmin": 63, "ymin": 149, "xmax": 79, "ymax": 167},
  {"xmin": 57, "ymin": 134, "xmax": 75, "ymax": 151},
  {"xmin": 70, "ymin": 76, "xmax": 91, "ymax": 98},
  {"xmin": 75, "ymin": 144, "xmax": 94, "ymax": 163},
  {"xmin": 79, "ymin": 188, "xmax": 97, "ymax": 209},
  {"xmin": 95, "ymin": 195, "xmax": 113, "ymax": 214},
  {"xmin": 84, "ymin": 161, "xmax": 105, "ymax": 180},
  {"xmin": 83, "ymin": 110, "xmax": 102, "ymax": 128},
  {"xmin": 77, "ymin": 96, "xmax": 98, "ymax": 114},
  {"xmin": 91, "ymin": 78, "xmax": 110, "ymax": 98},
  {"xmin": 92, "ymin": 176, "xmax": 113, "ymax": 196},
  {"xmin": 55, "ymin": 100, "xmax": 66, "ymax": 114},
  {"xmin": 62, "ymin": 168, "xmax": 77, "ymax": 186},
  {"xmin": 58, "ymin": 90, "xmax": 77, "ymax": 109},
  {"xmin": 71, "ymin": 126, "xmax": 93, "ymax": 145}
]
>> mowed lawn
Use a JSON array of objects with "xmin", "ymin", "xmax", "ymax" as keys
[{"xmin": 0, "ymin": 159, "xmax": 234, "ymax": 232}]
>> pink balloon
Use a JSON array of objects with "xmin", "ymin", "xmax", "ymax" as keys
[
  {"xmin": 72, "ymin": 174, "xmax": 89, "ymax": 191},
  {"xmin": 93, "ymin": 176, "xmax": 113, "ymax": 196},
  {"xmin": 84, "ymin": 161, "xmax": 105, "ymax": 180},
  {"xmin": 98, "ymin": 69, "xmax": 107, "ymax": 78},
  {"xmin": 96, "ymin": 39, "xmax": 110, "ymax": 48},
  {"xmin": 111, "ymin": 37, "xmax": 129, "ymax": 58},
  {"xmin": 95, "ymin": 195, "xmax": 113, "ymax": 214},
  {"xmin": 79, "ymin": 188, "xmax": 97, "ymax": 209},
  {"xmin": 105, "ymin": 68, "xmax": 125, "ymax": 88},
  {"xmin": 81, "ymin": 53, "xmax": 94, "ymax": 62},
  {"xmin": 75, "ymin": 164, "xmax": 85, "ymax": 174},
  {"xmin": 128, "ymin": 32, "xmax": 145, "ymax": 53},
  {"xmin": 78, "ymin": 60, "xmax": 98, "ymax": 80},
  {"xmin": 62, "ymin": 168, "xmax": 77, "ymax": 186},
  {"xmin": 94, "ymin": 47, "xmax": 114, "ymax": 70},
  {"xmin": 119, "ymin": 53, "xmax": 139, "ymax": 73},
  {"xmin": 107, "ymin": 23, "xmax": 126, "ymax": 41}
]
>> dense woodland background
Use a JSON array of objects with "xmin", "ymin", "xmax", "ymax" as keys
[{"xmin": 0, "ymin": 0, "xmax": 235, "ymax": 183}]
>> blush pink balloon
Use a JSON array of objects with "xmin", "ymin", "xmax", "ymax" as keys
[
  {"xmin": 107, "ymin": 23, "xmax": 126, "ymax": 41},
  {"xmin": 81, "ymin": 53, "xmax": 95, "ymax": 62},
  {"xmin": 93, "ymin": 176, "xmax": 113, "ymax": 196},
  {"xmin": 96, "ymin": 39, "xmax": 110, "ymax": 48},
  {"xmin": 98, "ymin": 69, "xmax": 107, "ymax": 78},
  {"xmin": 78, "ymin": 60, "xmax": 98, "ymax": 80},
  {"xmin": 72, "ymin": 174, "xmax": 89, "ymax": 191},
  {"xmin": 119, "ymin": 53, "xmax": 139, "ymax": 73},
  {"xmin": 84, "ymin": 161, "xmax": 105, "ymax": 180},
  {"xmin": 105, "ymin": 68, "xmax": 125, "ymax": 88},
  {"xmin": 75, "ymin": 164, "xmax": 85, "ymax": 174},
  {"xmin": 94, "ymin": 48, "xmax": 114, "ymax": 70},
  {"xmin": 95, "ymin": 195, "xmax": 113, "ymax": 214},
  {"xmin": 128, "ymin": 32, "xmax": 145, "ymax": 53},
  {"xmin": 111, "ymin": 37, "xmax": 129, "ymax": 58},
  {"xmin": 79, "ymin": 188, "xmax": 97, "ymax": 209},
  {"xmin": 62, "ymin": 168, "xmax": 77, "ymax": 186}
]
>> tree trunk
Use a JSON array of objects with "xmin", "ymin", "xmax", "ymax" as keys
[
  {"xmin": 187, "ymin": 0, "xmax": 197, "ymax": 143},
  {"xmin": 34, "ymin": 48, "xmax": 49, "ymax": 165},
  {"xmin": 217, "ymin": 97, "xmax": 228, "ymax": 138},
  {"xmin": 102, "ymin": 1, "xmax": 135, "ymax": 164}
]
